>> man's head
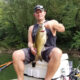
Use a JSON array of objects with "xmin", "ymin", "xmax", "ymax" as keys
[
  {"xmin": 34, "ymin": 5, "xmax": 46, "ymax": 21},
  {"xmin": 34, "ymin": 5, "xmax": 44, "ymax": 12}
]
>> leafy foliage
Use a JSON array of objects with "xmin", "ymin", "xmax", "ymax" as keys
[
  {"xmin": 71, "ymin": 31, "xmax": 80, "ymax": 49},
  {"xmin": 0, "ymin": 0, "xmax": 80, "ymax": 49}
]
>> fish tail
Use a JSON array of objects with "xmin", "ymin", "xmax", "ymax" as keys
[{"xmin": 32, "ymin": 55, "xmax": 38, "ymax": 67}]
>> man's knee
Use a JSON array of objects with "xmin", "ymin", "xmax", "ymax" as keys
[
  {"xmin": 50, "ymin": 47, "xmax": 62, "ymax": 60},
  {"xmin": 53, "ymin": 47, "xmax": 62, "ymax": 55},
  {"xmin": 12, "ymin": 50, "xmax": 25, "ymax": 61}
]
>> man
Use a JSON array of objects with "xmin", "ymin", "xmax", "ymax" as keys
[{"xmin": 12, "ymin": 5, "xmax": 65, "ymax": 80}]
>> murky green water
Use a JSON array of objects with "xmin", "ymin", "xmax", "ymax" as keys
[{"xmin": 0, "ymin": 53, "xmax": 17, "ymax": 80}]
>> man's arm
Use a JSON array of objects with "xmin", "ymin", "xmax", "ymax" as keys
[
  {"xmin": 45, "ymin": 20, "xmax": 65, "ymax": 32},
  {"xmin": 28, "ymin": 25, "xmax": 34, "ymax": 48},
  {"xmin": 28, "ymin": 25, "xmax": 36, "ymax": 55}
]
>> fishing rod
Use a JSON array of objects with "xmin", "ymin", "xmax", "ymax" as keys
[
  {"xmin": 60, "ymin": 63, "xmax": 80, "ymax": 80},
  {"xmin": 0, "ymin": 61, "xmax": 13, "ymax": 71}
]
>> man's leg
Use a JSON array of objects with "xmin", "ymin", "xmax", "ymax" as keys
[
  {"xmin": 45, "ymin": 47, "xmax": 62, "ymax": 80},
  {"xmin": 12, "ymin": 50, "xmax": 25, "ymax": 80}
]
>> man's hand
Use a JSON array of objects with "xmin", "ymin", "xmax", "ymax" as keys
[
  {"xmin": 31, "ymin": 47, "xmax": 37, "ymax": 56},
  {"xmin": 44, "ymin": 20, "xmax": 65, "ymax": 32}
]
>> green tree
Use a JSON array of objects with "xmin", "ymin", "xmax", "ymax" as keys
[{"xmin": 0, "ymin": 0, "xmax": 80, "ymax": 50}]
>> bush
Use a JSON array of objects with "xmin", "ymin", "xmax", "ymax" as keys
[{"xmin": 71, "ymin": 31, "xmax": 80, "ymax": 50}]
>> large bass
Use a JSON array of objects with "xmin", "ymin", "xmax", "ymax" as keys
[{"xmin": 34, "ymin": 23, "xmax": 47, "ymax": 62}]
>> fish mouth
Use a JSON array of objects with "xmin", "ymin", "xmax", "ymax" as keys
[{"xmin": 40, "ymin": 30, "xmax": 45, "ymax": 32}]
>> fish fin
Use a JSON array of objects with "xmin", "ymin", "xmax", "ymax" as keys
[
  {"xmin": 39, "ymin": 56, "xmax": 42, "ymax": 61},
  {"xmin": 35, "ymin": 55, "xmax": 39, "ymax": 61},
  {"xmin": 33, "ymin": 43, "xmax": 35, "ymax": 48},
  {"xmin": 42, "ymin": 47, "xmax": 45, "ymax": 51}
]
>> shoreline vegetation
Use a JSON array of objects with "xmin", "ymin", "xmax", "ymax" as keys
[{"xmin": 0, "ymin": 47, "xmax": 80, "ymax": 58}]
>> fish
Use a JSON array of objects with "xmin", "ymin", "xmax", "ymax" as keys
[{"xmin": 34, "ymin": 23, "xmax": 47, "ymax": 62}]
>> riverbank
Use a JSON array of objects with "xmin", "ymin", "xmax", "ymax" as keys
[
  {"xmin": 63, "ymin": 49, "xmax": 80, "ymax": 58},
  {"xmin": 0, "ymin": 47, "xmax": 80, "ymax": 58}
]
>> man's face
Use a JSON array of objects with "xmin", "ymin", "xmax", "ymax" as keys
[{"xmin": 34, "ymin": 9, "xmax": 46, "ymax": 21}]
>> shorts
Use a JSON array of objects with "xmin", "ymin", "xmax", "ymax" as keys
[{"xmin": 22, "ymin": 46, "xmax": 55, "ymax": 64}]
